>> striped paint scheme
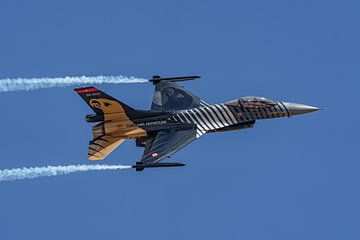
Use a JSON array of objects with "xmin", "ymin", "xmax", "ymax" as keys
[{"xmin": 173, "ymin": 101, "xmax": 289, "ymax": 138}]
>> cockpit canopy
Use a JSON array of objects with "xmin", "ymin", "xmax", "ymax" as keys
[{"xmin": 226, "ymin": 96, "xmax": 276, "ymax": 108}]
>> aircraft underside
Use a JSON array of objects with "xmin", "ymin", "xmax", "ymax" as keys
[{"xmin": 74, "ymin": 75, "xmax": 320, "ymax": 171}]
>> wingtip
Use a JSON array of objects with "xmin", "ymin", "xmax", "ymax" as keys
[{"xmin": 149, "ymin": 75, "xmax": 201, "ymax": 83}]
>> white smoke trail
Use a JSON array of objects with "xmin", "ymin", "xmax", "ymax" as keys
[
  {"xmin": 0, "ymin": 164, "xmax": 131, "ymax": 182},
  {"xmin": 0, "ymin": 75, "xmax": 147, "ymax": 92}
]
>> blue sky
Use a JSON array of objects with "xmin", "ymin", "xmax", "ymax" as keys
[{"xmin": 0, "ymin": 0, "xmax": 359, "ymax": 239}]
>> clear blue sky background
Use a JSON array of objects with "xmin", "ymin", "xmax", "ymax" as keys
[{"xmin": 0, "ymin": 0, "xmax": 359, "ymax": 239}]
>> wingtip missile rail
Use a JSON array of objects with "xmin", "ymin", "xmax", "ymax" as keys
[
  {"xmin": 132, "ymin": 162, "xmax": 186, "ymax": 171},
  {"xmin": 149, "ymin": 75, "xmax": 201, "ymax": 84}
]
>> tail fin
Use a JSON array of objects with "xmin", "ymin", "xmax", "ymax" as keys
[
  {"xmin": 74, "ymin": 86, "xmax": 133, "ymax": 115},
  {"xmin": 75, "ymin": 86, "xmax": 146, "ymax": 161}
]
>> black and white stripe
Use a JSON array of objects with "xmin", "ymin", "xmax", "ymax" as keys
[
  {"xmin": 174, "ymin": 103, "xmax": 240, "ymax": 138},
  {"xmin": 200, "ymin": 100, "xmax": 212, "ymax": 108},
  {"xmin": 197, "ymin": 107, "xmax": 220, "ymax": 129},
  {"xmin": 173, "ymin": 101, "xmax": 290, "ymax": 138}
]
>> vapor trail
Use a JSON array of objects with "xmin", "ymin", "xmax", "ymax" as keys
[
  {"xmin": 0, "ymin": 164, "xmax": 131, "ymax": 182},
  {"xmin": 0, "ymin": 75, "xmax": 147, "ymax": 92}
]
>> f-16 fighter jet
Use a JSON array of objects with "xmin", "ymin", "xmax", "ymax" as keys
[{"xmin": 75, "ymin": 76, "xmax": 320, "ymax": 171}]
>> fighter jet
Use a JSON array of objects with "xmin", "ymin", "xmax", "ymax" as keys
[{"xmin": 75, "ymin": 76, "xmax": 320, "ymax": 171}]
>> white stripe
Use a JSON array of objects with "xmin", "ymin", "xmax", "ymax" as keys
[
  {"xmin": 210, "ymin": 106, "xmax": 229, "ymax": 126},
  {"xmin": 174, "ymin": 113, "xmax": 205, "ymax": 138},
  {"xmin": 204, "ymin": 106, "xmax": 225, "ymax": 128},
  {"xmin": 198, "ymin": 108, "xmax": 220, "ymax": 129},
  {"xmin": 215, "ymin": 104, "xmax": 232, "ymax": 125},
  {"xmin": 200, "ymin": 100, "xmax": 211, "ymax": 107},
  {"xmin": 185, "ymin": 112, "xmax": 206, "ymax": 132},
  {"xmin": 180, "ymin": 112, "xmax": 191, "ymax": 123},
  {"xmin": 223, "ymin": 105, "xmax": 238, "ymax": 123},
  {"xmin": 218, "ymin": 104, "xmax": 235, "ymax": 124},
  {"xmin": 190, "ymin": 110, "xmax": 210, "ymax": 131},
  {"xmin": 194, "ymin": 109, "xmax": 215, "ymax": 130},
  {"xmin": 196, "ymin": 129, "xmax": 205, "ymax": 138},
  {"xmin": 275, "ymin": 105, "xmax": 285, "ymax": 117},
  {"xmin": 177, "ymin": 114, "xmax": 186, "ymax": 122}
]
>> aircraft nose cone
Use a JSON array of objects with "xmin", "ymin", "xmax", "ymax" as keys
[{"xmin": 282, "ymin": 102, "xmax": 320, "ymax": 116}]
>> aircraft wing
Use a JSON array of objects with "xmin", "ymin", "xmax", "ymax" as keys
[
  {"xmin": 151, "ymin": 80, "xmax": 207, "ymax": 112},
  {"xmin": 140, "ymin": 128, "xmax": 197, "ymax": 164}
]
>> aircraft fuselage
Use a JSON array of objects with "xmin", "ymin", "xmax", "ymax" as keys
[{"xmin": 92, "ymin": 100, "xmax": 318, "ymax": 139}]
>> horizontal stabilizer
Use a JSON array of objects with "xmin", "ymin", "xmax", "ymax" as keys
[
  {"xmin": 132, "ymin": 162, "xmax": 186, "ymax": 171},
  {"xmin": 88, "ymin": 135, "xmax": 125, "ymax": 160},
  {"xmin": 149, "ymin": 75, "xmax": 200, "ymax": 84}
]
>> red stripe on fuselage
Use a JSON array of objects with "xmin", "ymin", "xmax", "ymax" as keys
[{"xmin": 76, "ymin": 87, "xmax": 99, "ymax": 93}]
